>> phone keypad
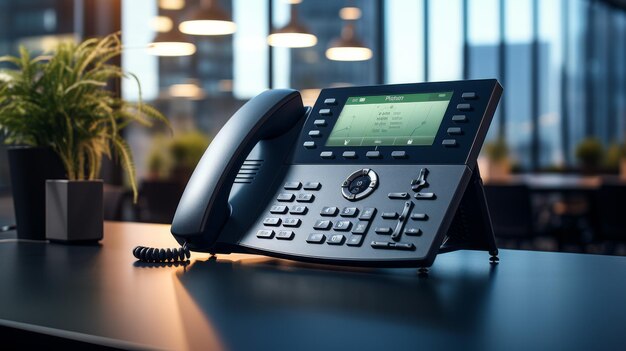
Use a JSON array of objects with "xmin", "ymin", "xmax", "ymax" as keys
[{"xmin": 259, "ymin": 179, "xmax": 433, "ymax": 251}]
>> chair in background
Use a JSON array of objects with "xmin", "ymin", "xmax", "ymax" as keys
[
  {"xmin": 484, "ymin": 184, "xmax": 534, "ymax": 249},
  {"xmin": 593, "ymin": 182, "xmax": 626, "ymax": 254}
]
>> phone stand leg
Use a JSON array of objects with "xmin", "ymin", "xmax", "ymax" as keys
[
  {"xmin": 489, "ymin": 249, "xmax": 499, "ymax": 264},
  {"xmin": 417, "ymin": 267, "xmax": 429, "ymax": 278}
]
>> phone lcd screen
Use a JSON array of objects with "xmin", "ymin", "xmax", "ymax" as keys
[{"xmin": 325, "ymin": 92, "xmax": 452, "ymax": 147}]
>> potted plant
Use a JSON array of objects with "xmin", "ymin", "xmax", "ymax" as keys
[
  {"xmin": 606, "ymin": 143, "xmax": 626, "ymax": 179},
  {"xmin": 483, "ymin": 137, "xmax": 511, "ymax": 181},
  {"xmin": 0, "ymin": 33, "xmax": 169, "ymax": 241},
  {"xmin": 575, "ymin": 138, "xmax": 604, "ymax": 174}
]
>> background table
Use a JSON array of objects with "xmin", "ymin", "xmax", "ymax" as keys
[{"xmin": 1, "ymin": 222, "xmax": 626, "ymax": 350}]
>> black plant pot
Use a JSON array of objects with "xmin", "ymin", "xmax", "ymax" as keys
[{"xmin": 7, "ymin": 147, "xmax": 66, "ymax": 240}]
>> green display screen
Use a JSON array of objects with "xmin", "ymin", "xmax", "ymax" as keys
[{"xmin": 326, "ymin": 92, "xmax": 453, "ymax": 147}]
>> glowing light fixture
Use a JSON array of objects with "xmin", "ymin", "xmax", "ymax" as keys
[
  {"xmin": 179, "ymin": 0, "xmax": 236, "ymax": 36},
  {"xmin": 168, "ymin": 82, "xmax": 205, "ymax": 100},
  {"xmin": 150, "ymin": 16, "xmax": 174, "ymax": 33},
  {"xmin": 159, "ymin": 0, "xmax": 185, "ymax": 10},
  {"xmin": 326, "ymin": 22, "xmax": 372, "ymax": 61},
  {"xmin": 339, "ymin": 7, "xmax": 361, "ymax": 20},
  {"xmin": 148, "ymin": 27, "xmax": 196, "ymax": 56},
  {"xmin": 267, "ymin": 2, "xmax": 317, "ymax": 48}
]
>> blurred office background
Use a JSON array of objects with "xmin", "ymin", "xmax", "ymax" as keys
[{"xmin": 1, "ymin": 0, "xmax": 626, "ymax": 254}]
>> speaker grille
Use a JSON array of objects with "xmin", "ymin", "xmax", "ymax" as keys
[{"xmin": 234, "ymin": 159, "xmax": 263, "ymax": 184}]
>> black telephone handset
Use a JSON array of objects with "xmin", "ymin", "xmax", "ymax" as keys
[
  {"xmin": 135, "ymin": 80, "xmax": 503, "ymax": 268},
  {"xmin": 171, "ymin": 89, "xmax": 306, "ymax": 248}
]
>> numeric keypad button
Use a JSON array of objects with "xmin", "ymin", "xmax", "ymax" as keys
[
  {"xmin": 296, "ymin": 193, "xmax": 315, "ymax": 202},
  {"xmin": 276, "ymin": 230, "xmax": 295, "ymax": 240},
  {"xmin": 270, "ymin": 205, "xmax": 288, "ymax": 214},
  {"xmin": 359, "ymin": 208, "xmax": 377, "ymax": 221},
  {"xmin": 313, "ymin": 220, "xmax": 332, "ymax": 230},
  {"xmin": 263, "ymin": 217, "xmax": 281, "ymax": 226},
  {"xmin": 306, "ymin": 233, "xmax": 325, "ymax": 244},
  {"xmin": 327, "ymin": 234, "xmax": 345, "ymax": 245},
  {"xmin": 320, "ymin": 207, "xmax": 339, "ymax": 216},
  {"xmin": 256, "ymin": 230, "xmax": 274, "ymax": 239},
  {"xmin": 283, "ymin": 218, "xmax": 301, "ymax": 227},
  {"xmin": 290, "ymin": 205, "xmax": 308, "ymax": 215},
  {"xmin": 277, "ymin": 193, "xmax": 295, "ymax": 202},
  {"xmin": 352, "ymin": 221, "xmax": 369, "ymax": 234},
  {"xmin": 347, "ymin": 235, "xmax": 364, "ymax": 247},
  {"xmin": 340, "ymin": 207, "xmax": 358, "ymax": 217},
  {"xmin": 333, "ymin": 220, "xmax": 352, "ymax": 231}
]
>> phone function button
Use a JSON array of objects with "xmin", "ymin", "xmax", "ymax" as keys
[
  {"xmin": 263, "ymin": 217, "xmax": 281, "ymax": 226},
  {"xmin": 447, "ymin": 127, "xmax": 462, "ymax": 135},
  {"xmin": 340, "ymin": 207, "xmax": 359, "ymax": 217},
  {"xmin": 284, "ymin": 181, "xmax": 301, "ymax": 190},
  {"xmin": 303, "ymin": 141, "xmax": 316, "ymax": 148},
  {"xmin": 410, "ymin": 213, "xmax": 428, "ymax": 220},
  {"xmin": 375, "ymin": 227, "xmax": 392, "ymax": 235},
  {"xmin": 391, "ymin": 151, "xmax": 407, "ymax": 159},
  {"xmin": 320, "ymin": 151, "xmax": 334, "ymax": 159},
  {"xmin": 290, "ymin": 205, "xmax": 308, "ymax": 215},
  {"xmin": 371, "ymin": 241, "xmax": 415, "ymax": 250},
  {"xmin": 359, "ymin": 208, "xmax": 377, "ymax": 221},
  {"xmin": 314, "ymin": 119, "xmax": 327, "ymax": 127},
  {"xmin": 462, "ymin": 92, "xmax": 477, "ymax": 100},
  {"xmin": 327, "ymin": 234, "xmax": 345, "ymax": 245},
  {"xmin": 457, "ymin": 103, "xmax": 471, "ymax": 111},
  {"xmin": 277, "ymin": 193, "xmax": 295, "ymax": 202},
  {"xmin": 283, "ymin": 218, "xmax": 301, "ymax": 227},
  {"xmin": 320, "ymin": 207, "xmax": 339, "ymax": 216},
  {"xmin": 388, "ymin": 192, "xmax": 409, "ymax": 199},
  {"xmin": 405, "ymin": 228, "xmax": 422, "ymax": 236},
  {"xmin": 342, "ymin": 151, "xmax": 357, "ymax": 159},
  {"xmin": 366, "ymin": 151, "xmax": 381, "ymax": 159},
  {"xmin": 276, "ymin": 230, "xmax": 295, "ymax": 240},
  {"xmin": 256, "ymin": 230, "xmax": 274, "ymax": 239},
  {"xmin": 306, "ymin": 233, "xmax": 326, "ymax": 244},
  {"xmin": 296, "ymin": 193, "xmax": 315, "ymax": 202},
  {"xmin": 452, "ymin": 115, "xmax": 468, "ymax": 122},
  {"xmin": 347, "ymin": 235, "xmax": 364, "ymax": 247},
  {"xmin": 270, "ymin": 205, "xmax": 288, "ymax": 214},
  {"xmin": 442, "ymin": 139, "xmax": 458, "ymax": 147},
  {"xmin": 415, "ymin": 192, "xmax": 436, "ymax": 200},
  {"xmin": 341, "ymin": 169, "xmax": 378, "ymax": 201},
  {"xmin": 352, "ymin": 221, "xmax": 369, "ymax": 234},
  {"xmin": 303, "ymin": 181, "xmax": 321, "ymax": 190},
  {"xmin": 308, "ymin": 130, "xmax": 321, "ymax": 137},
  {"xmin": 381, "ymin": 212, "xmax": 399, "ymax": 219},
  {"xmin": 333, "ymin": 220, "xmax": 352, "ymax": 231},
  {"xmin": 319, "ymin": 108, "xmax": 332, "ymax": 116},
  {"xmin": 313, "ymin": 219, "xmax": 333, "ymax": 230},
  {"xmin": 324, "ymin": 98, "xmax": 337, "ymax": 105}
]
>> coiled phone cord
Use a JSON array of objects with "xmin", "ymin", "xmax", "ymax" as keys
[{"xmin": 133, "ymin": 242, "xmax": 190, "ymax": 263}]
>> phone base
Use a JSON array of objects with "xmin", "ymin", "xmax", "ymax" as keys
[{"xmin": 439, "ymin": 167, "xmax": 499, "ymax": 261}]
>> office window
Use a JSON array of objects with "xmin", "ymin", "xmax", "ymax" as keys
[
  {"xmin": 427, "ymin": 0, "xmax": 463, "ymax": 81},
  {"xmin": 467, "ymin": 0, "xmax": 500, "ymax": 143},
  {"xmin": 504, "ymin": 0, "xmax": 533, "ymax": 169},
  {"xmin": 384, "ymin": 0, "xmax": 425, "ymax": 84},
  {"xmin": 565, "ymin": 0, "xmax": 587, "ymax": 160},
  {"xmin": 538, "ymin": 0, "xmax": 563, "ymax": 167},
  {"xmin": 617, "ymin": 13, "xmax": 626, "ymax": 138}
]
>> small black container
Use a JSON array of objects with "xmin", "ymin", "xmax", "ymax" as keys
[{"xmin": 7, "ymin": 147, "xmax": 66, "ymax": 240}]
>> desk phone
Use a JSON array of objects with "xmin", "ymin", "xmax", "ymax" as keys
[{"xmin": 163, "ymin": 80, "xmax": 502, "ymax": 268}]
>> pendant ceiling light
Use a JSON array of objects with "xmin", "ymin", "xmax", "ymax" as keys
[
  {"xmin": 148, "ymin": 26, "xmax": 196, "ymax": 56},
  {"xmin": 267, "ymin": 1, "xmax": 317, "ymax": 48},
  {"xmin": 326, "ymin": 3, "xmax": 371, "ymax": 61},
  {"xmin": 179, "ymin": 0, "xmax": 236, "ymax": 36},
  {"xmin": 159, "ymin": 0, "xmax": 185, "ymax": 10}
]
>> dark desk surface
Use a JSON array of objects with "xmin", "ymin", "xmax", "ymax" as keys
[{"xmin": 1, "ymin": 222, "xmax": 626, "ymax": 350}]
